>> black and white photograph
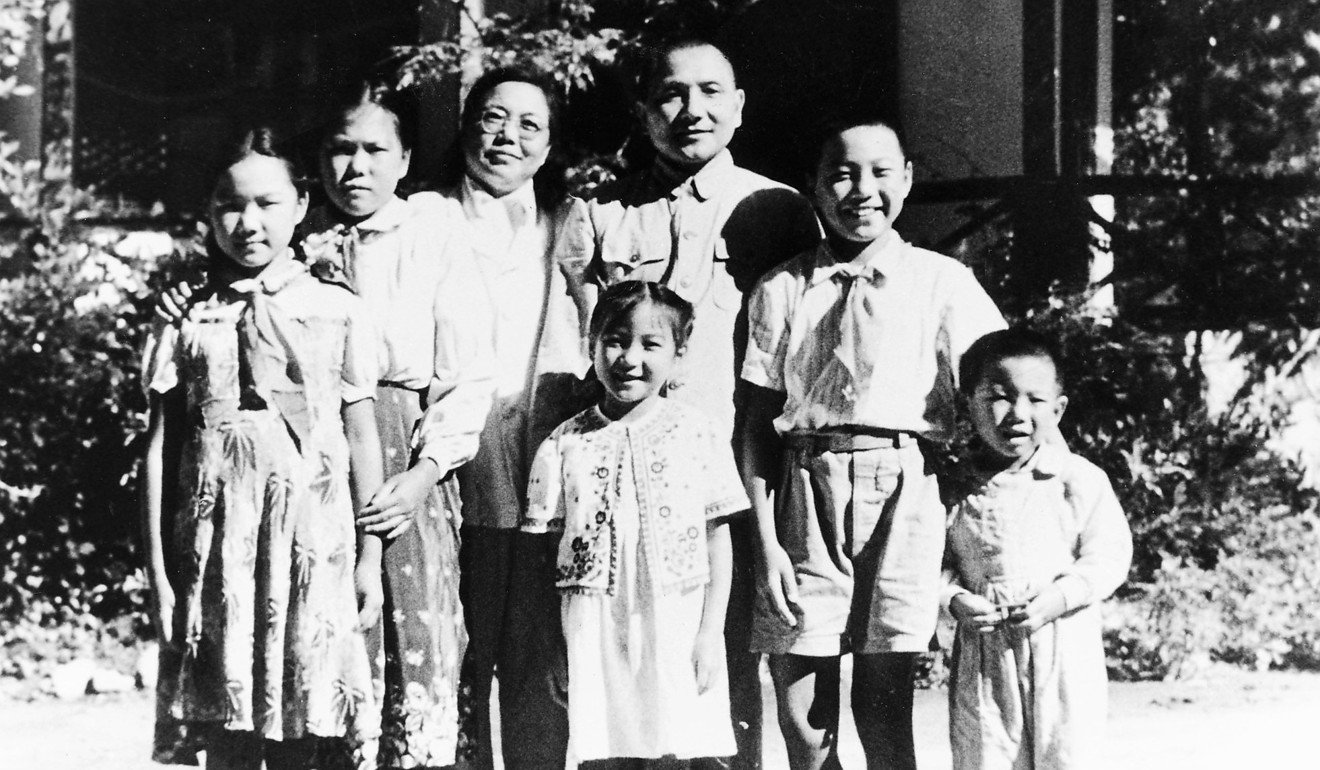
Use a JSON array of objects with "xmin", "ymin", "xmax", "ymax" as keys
[{"xmin": 1, "ymin": 2, "xmax": 1317, "ymax": 768}]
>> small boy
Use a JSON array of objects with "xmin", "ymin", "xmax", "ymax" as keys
[
  {"xmin": 944, "ymin": 328, "xmax": 1131, "ymax": 768},
  {"xmin": 739, "ymin": 117, "xmax": 1005, "ymax": 769}
]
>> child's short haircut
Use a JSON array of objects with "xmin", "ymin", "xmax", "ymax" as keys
[
  {"xmin": 959, "ymin": 327, "xmax": 1063, "ymax": 396},
  {"xmin": 806, "ymin": 115, "xmax": 908, "ymax": 180},
  {"xmin": 589, "ymin": 280, "xmax": 695, "ymax": 350}
]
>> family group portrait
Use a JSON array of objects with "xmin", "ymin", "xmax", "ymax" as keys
[{"xmin": 1, "ymin": 1, "xmax": 1318, "ymax": 768}]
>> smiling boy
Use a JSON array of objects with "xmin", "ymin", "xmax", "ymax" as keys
[{"xmin": 739, "ymin": 118, "xmax": 1005, "ymax": 769}]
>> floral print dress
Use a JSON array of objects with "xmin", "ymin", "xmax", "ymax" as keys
[
  {"xmin": 303, "ymin": 196, "xmax": 482, "ymax": 768},
  {"xmin": 145, "ymin": 262, "xmax": 380, "ymax": 764}
]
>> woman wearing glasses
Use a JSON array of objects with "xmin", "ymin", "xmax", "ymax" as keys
[{"xmin": 407, "ymin": 65, "xmax": 593, "ymax": 770}]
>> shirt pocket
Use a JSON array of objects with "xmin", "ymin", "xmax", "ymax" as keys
[
  {"xmin": 597, "ymin": 227, "xmax": 670, "ymax": 284},
  {"xmin": 848, "ymin": 449, "xmax": 903, "ymax": 558}
]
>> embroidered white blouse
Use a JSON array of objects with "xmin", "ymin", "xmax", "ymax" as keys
[{"xmin": 523, "ymin": 400, "xmax": 749, "ymax": 595}]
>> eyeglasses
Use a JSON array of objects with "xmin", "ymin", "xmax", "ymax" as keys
[{"xmin": 476, "ymin": 110, "xmax": 548, "ymax": 138}]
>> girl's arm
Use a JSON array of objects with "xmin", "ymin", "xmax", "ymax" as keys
[
  {"xmin": 140, "ymin": 396, "xmax": 173, "ymax": 645},
  {"xmin": 343, "ymin": 398, "xmax": 385, "ymax": 632},
  {"xmin": 739, "ymin": 382, "xmax": 798, "ymax": 626},
  {"xmin": 693, "ymin": 519, "xmax": 732, "ymax": 694},
  {"xmin": 523, "ymin": 432, "xmax": 568, "ymax": 704}
]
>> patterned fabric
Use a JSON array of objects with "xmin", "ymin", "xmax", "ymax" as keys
[
  {"xmin": 523, "ymin": 398, "xmax": 746, "ymax": 760},
  {"xmin": 303, "ymin": 195, "xmax": 482, "ymax": 769},
  {"xmin": 524, "ymin": 400, "xmax": 749, "ymax": 596},
  {"xmin": 943, "ymin": 446, "xmax": 1132, "ymax": 769},
  {"xmin": 303, "ymin": 194, "xmax": 497, "ymax": 479},
  {"xmin": 568, "ymin": 150, "xmax": 821, "ymax": 441},
  {"xmin": 742, "ymin": 234, "xmax": 1006, "ymax": 441},
  {"xmin": 367, "ymin": 385, "xmax": 466, "ymax": 770},
  {"xmin": 144, "ymin": 262, "xmax": 380, "ymax": 764}
]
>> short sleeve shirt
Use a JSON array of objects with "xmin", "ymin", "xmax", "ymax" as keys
[
  {"xmin": 742, "ymin": 235, "xmax": 1005, "ymax": 441},
  {"xmin": 301, "ymin": 194, "xmax": 452, "ymax": 390},
  {"xmin": 142, "ymin": 260, "xmax": 380, "ymax": 410}
]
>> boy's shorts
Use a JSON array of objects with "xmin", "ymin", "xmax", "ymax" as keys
[{"xmin": 750, "ymin": 432, "xmax": 945, "ymax": 656}]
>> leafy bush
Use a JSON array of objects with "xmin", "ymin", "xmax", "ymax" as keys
[
  {"xmin": 1010, "ymin": 291, "xmax": 1320, "ymax": 678},
  {"xmin": 1104, "ymin": 511, "xmax": 1320, "ymax": 680},
  {"xmin": 0, "ymin": 225, "xmax": 196, "ymax": 625}
]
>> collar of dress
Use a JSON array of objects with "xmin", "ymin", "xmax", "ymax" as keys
[
  {"xmin": 222, "ymin": 258, "xmax": 308, "ymax": 297},
  {"xmin": 303, "ymin": 195, "xmax": 411, "ymax": 236}
]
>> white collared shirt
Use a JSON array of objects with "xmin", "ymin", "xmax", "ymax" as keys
[
  {"xmin": 742, "ymin": 234, "xmax": 1006, "ymax": 441},
  {"xmin": 416, "ymin": 180, "xmax": 593, "ymax": 528},
  {"xmin": 301, "ymin": 194, "xmax": 452, "ymax": 390},
  {"xmin": 457, "ymin": 176, "xmax": 551, "ymax": 398}
]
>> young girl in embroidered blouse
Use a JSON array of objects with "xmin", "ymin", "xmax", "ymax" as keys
[
  {"xmin": 141, "ymin": 128, "xmax": 383, "ymax": 769},
  {"xmin": 943, "ymin": 328, "xmax": 1132, "ymax": 769},
  {"xmin": 523, "ymin": 281, "xmax": 749, "ymax": 766}
]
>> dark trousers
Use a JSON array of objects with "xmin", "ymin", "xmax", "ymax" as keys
[
  {"xmin": 694, "ymin": 517, "xmax": 762, "ymax": 770},
  {"xmin": 458, "ymin": 525, "xmax": 568, "ymax": 770}
]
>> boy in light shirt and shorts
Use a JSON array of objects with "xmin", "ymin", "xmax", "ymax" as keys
[{"xmin": 740, "ymin": 117, "xmax": 1005, "ymax": 770}]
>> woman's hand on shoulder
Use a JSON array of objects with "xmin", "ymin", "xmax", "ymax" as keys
[{"xmin": 154, "ymin": 281, "xmax": 194, "ymax": 324}]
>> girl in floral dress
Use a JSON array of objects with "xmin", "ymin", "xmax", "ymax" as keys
[
  {"xmin": 155, "ymin": 83, "xmax": 491, "ymax": 769},
  {"xmin": 523, "ymin": 281, "xmax": 748, "ymax": 766},
  {"xmin": 305, "ymin": 81, "xmax": 493, "ymax": 770},
  {"xmin": 142, "ymin": 127, "xmax": 383, "ymax": 769}
]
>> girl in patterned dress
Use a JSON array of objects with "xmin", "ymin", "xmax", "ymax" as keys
[
  {"xmin": 154, "ymin": 83, "xmax": 492, "ymax": 769},
  {"xmin": 942, "ymin": 329, "xmax": 1132, "ymax": 769},
  {"xmin": 306, "ymin": 81, "xmax": 491, "ymax": 770},
  {"xmin": 523, "ymin": 281, "xmax": 749, "ymax": 766},
  {"xmin": 142, "ymin": 128, "xmax": 383, "ymax": 769}
]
